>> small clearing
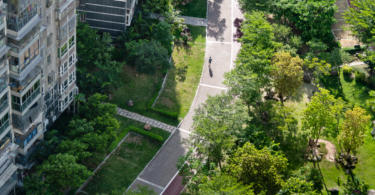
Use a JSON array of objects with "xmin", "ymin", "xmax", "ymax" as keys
[{"xmin": 318, "ymin": 139, "xmax": 336, "ymax": 162}]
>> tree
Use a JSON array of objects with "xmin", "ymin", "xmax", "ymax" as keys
[
  {"xmin": 271, "ymin": 102, "xmax": 297, "ymax": 132},
  {"xmin": 199, "ymin": 174, "xmax": 254, "ymax": 195},
  {"xmin": 93, "ymin": 113, "xmax": 119, "ymax": 141},
  {"xmin": 142, "ymin": 0, "xmax": 170, "ymax": 17},
  {"xmin": 278, "ymin": 166, "xmax": 322, "ymax": 194},
  {"xmin": 332, "ymin": 97, "xmax": 346, "ymax": 132},
  {"xmin": 272, "ymin": 24, "xmax": 302, "ymax": 56},
  {"xmin": 270, "ymin": 52, "xmax": 304, "ymax": 104},
  {"xmin": 99, "ymin": 186, "xmax": 156, "ymax": 195},
  {"xmin": 367, "ymin": 90, "xmax": 375, "ymax": 111},
  {"xmin": 302, "ymin": 87, "xmax": 336, "ymax": 147},
  {"xmin": 80, "ymin": 132, "xmax": 109, "ymax": 153},
  {"xmin": 38, "ymin": 153, "xmax": 92, "ymax": 190},
  {"xmin": 274, "ymin": 0, "xmax": 337, "ymax": 43},
  {"xmin": 66, "ymin": 119, "xmax": 95, "ymax": 139},
  {"xmin": 126, "ymin": 40, "xmax": 171, "ymax": 74},
  {"xmin": 363, "ymin": 49, "xmax": 375, "ymax": 76},
  {"xmin": 56, "ymin": 140, "xmax": 92, "ymax": 163},
  {"xmin": 329, "ymin": 48, "xmax": 351, "ymax": 76},
  {"xmin": 152, "ymin": 21, "xmax": 173, "ymax": 54},
  {"xmin": 338, "ymin": 107, "xmax": 371, "ymax": 155},
  {"xmin": 80, "ymin": 93, "xmax": 117, "ymax": 120},
  {"xmin": 304, "ymin": 58, "xmax": 331, "ymax": 79},
  {"xmin": 162, "ymin": 9, "xmax": 186, "ymax": 33},
  {"xmin": 23, "ymin": 172, "xmax": 63, "ymax": 195},
  {"xmin": 238, "ymin": 0, "xmax": 273, "ymax": 13},
  {"xmin": 343, "ymin": 0, "xmax": 375, "ymax": 44},
  {"xmin": 74, "ymin": 93, "xmax": 85, "ymax": 116},
  {"xmin": 226, "ymin": 142, "xmax": 288, "ymax": 195},
  {"xmin": 94, "ymin": 60, "xmax": 124, "ymax": 88}
]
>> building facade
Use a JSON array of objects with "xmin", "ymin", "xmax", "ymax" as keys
[
  {"xmin": 0, "ymin": 0, "xmax": 78, "ymax": 194},
  {"xmin": 77, "ymin": 0, "xmax": 137, "ymax": 38}
]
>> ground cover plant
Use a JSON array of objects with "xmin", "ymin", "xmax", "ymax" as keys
[{"xmin": 154, "ymin": 32, "xmax": 206, "ymax": 120}]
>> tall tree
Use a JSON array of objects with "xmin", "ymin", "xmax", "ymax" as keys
[
  {"xmin": 80, "ymin": 93, "xmax": 117, "ymax": 120},
  {"xmin": 343, "ymin": 0, "xmax": 375, "ymax": 44},
  {"xmin": 328, "ymin": 48, "xmax": 351, "ymax": 76},
  {"xmin": 152, "ymin": 21, "xmax": 174, "ymax": 54},
  {"xmin": 23, "ymin": 172, "xmax": 63, "ymax": 195},
  {"xmin": 363, "ymin": 49, "xmax": 375, "ymax": 76},
  {"xmin": 142, "ymin": 0, "xmax": 170, "ymax": 17},
  {"xmin": 126, "ymin": 40, "xmax": 171, "ymax": 74},
  {"xmin": 270, "ymin": 52, "xmax": 304, "ymax": 104},
  {"xmin": 338, "ymin": 107, "xmax": 371, "ymax": 155},
  {"xmin": 302, "ymin": 87, "xmax": 336, "ymax": 146},
  {"xmin": 55, "ymin": 140, "xmax": 92, "ymax": 163},
  {"xmin": 227, "ymin": 142, "xmax": 288, "ymax": 195},
  {"xmin": 73, "ymin": 93, "xmax": 85, "ymax": 116},
  {"xmin": 331, "ymin": 97, "xmax": 346, "ymax": 132},
  {"xmin": 38, "ymin": 153, "xmax": 92, "ymax": 190}
]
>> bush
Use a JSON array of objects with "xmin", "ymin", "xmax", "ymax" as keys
[
  {"xmin": 108, "ymin": 126, "xmax": 164, "ymax": 151},
  {"xmin": 342, "ymin": 65, "xmax": 353, "ymax": 75},
  {"xmin": 343, "ymin": 45, "xmax": 367, "ymax": 54},
  {"xmin": 354, "ymin": 70, "xmax": 367, "ymax": 83},
  {"xmin": 128, "ymin": 126, "xmax": 164, "ymax": 142}
]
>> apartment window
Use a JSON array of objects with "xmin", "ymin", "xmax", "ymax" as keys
[
  {"xmin": 46, "ymin": 15, "xmax": 50, "ymax": 25},
  {"xmin": 69, "ymin": 71, "xmax": 76, "ymax": 85},
  {"xmin": 58, "ymin": 43, "xmax": 68, "ymax": 57},
  {"xmin": 69, "ymin": 36, "xmax": 75, "ymax": 48},
  {"xmin": 69, "ymin": 54, "xmax": 75, "ymax": 67},
  {"xmin": 69, "ymin": 19, "xmax": 75, "ymax": 32},
  {"xmin": 80, "ymin": 14, "xmax": 86, "ymax": 22},
  {"xmin": 59, "ymin": 25, "xmax": 68, "ymax": 40},
  {"xmin": 0, "ymin": 113, "xmax": 9, "ymax": 128},
  {"xmin": 22, "ymin": 80, "xmax": 40, "ymax": 103},
  {"xmin": 0, "ymin": 129, "xmax": 11, "ymax": 149},
  {"xmin": 69, "ymin": 90, "xmax": 73, "ymax": 102},
  {"xmin": 59, "ymin": 79, "xmax": 68, "ymax": 94},
  {"xmin": 64, "ymin": 62, "xmax": 68, "ymax": 72},
  {"xmin": 41, "ymin": 69, "xmax": 44, "ymax": 78},
  {"xmin": 79, "ymin": 0, "xmax": 86, "ymax": 6},
  {"xmin": 47, "ymin": 54, "xmax": 51, "ymax": 64},
  {"xmin": 47, "ymin": 33, "xmax": 52, "ymax": 47}
]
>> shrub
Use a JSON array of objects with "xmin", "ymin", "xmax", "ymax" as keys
[
  {"xmin": 342, "ymin": 65, "xmax": 353, "ymax": 75},
  {"xmin": 354, "ymin": 70, "xmax": 367, "ymax": 83},
  {"xmin": 342, "ymin": 45, "xmax": 367, "ymax": 54},
  {"xmin": 128, "ymin": 126, "xmax": 164, "ymax": 142}
]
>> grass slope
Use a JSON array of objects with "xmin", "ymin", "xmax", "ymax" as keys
[
  {"xmin": 177, "ymin": 0, "xmax": 207, "ymax": 18},
  {"xmin": 154, "ymin": 27, "xmax": 206, "ymax": 121}
]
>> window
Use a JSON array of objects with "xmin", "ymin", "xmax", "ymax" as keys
[
  {"xmin": 41, "ymin": 69, "xmax": 44, "ymax": 78},
  {"xmin": 21, "ymin": 80, "xmax": 40, "ymax": 103},
  {"xmin": 69, "ymin": 71, "xmax": 76, "ymax": 85},
  {"xmin": 69, "ymin": 19, "xmax": 75, "ymax": 32},
  {"xmin": 63, "ymin": 61, "xmax": 68, "ymax": 72},
  {"xmin": 58, "ymin": 43, "xmax": 68, "ymax": 57},
  {"xmin": 59, "ymin": 25, "xmax": 68, "ymax": 40},
  {"xmin": 58, "ymin": 62, "xmax": 68, "ymax": 76},
  {"xmin": 80, "ymin": 13, "xmax": 86, "ymax": 22},
  {"xmin": 69, "ymin": 90, "xmax": 73, "ymax": 102},
  {"xmin": 69, "ymin": 54, "xmax": 75, "ymax": 67},
  {"xmin": 0, "ymin": 130, "xmax": 11, "ymax": 149},
  {"xmin": 47, "ymin": 33, "xmax": 52, "ymax": 47},
  {"xmin": 59, "ymin": 79, "xmax": 68, "ymax": 94},
  {"xmin": 79, "ymin": 0, "xmax": 86, "ymax": 6},
  {"xmin": 47, "ymin": 54, "xmax": 51, "ymax": 64},
  {"xmin": 69, "ymin": 36, "xmax": 75, "ymax": 48}
]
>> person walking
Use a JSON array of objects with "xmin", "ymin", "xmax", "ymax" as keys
[{"xmin": 209, "ymin": 57, "xmax": 212, "ymax": 67}]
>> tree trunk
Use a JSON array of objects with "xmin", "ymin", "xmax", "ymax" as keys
[
  {"xmin": 279, "ymin": 93, "xmax": 284, "ymax": 105},
  {"xmin": 315, "ymin": 126, "xmax": 323, "ymax": 147}
]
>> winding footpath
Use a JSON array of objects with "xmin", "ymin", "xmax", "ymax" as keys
[{"xmin": 127, "ymin": 0, "xmax": 243, "ymax": 194}]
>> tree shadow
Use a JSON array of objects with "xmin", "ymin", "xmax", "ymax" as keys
[
  {"xmin": 176, "ymin": 65, "xmax": 188, "ymax": 82},
  {"xmin": 233, "ymin": 18, "xmax": 243, "ymax": 41},
  {"xmin": 207, "ymin": 0, "xmax": 227, "ymax": 42}
]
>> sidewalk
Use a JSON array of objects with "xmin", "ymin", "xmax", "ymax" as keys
[
  {"xmin": 129, "ymin": 0, "xmax": 239, "ymax": 193},
  {"xmin": 150, "ymin": 13, "xmax": 207, "ymax": 26}
]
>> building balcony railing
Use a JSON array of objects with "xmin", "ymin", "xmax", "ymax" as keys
[
  {"xmin": 9, "ymin": 67, "xmax": 40, "ymax": 93},
  {"xmin": 46, "ymin": 0, "xmax": 53, "ymax": 8},
  {"xmin": 6, "ymin": 5, "xmax": 38, "ymax": 32},
  {"xmin": 0, "ymin": 101, "xmax": 8, "ymax": 116},
  {"xmin": 11, "ymin": 86, "xmax": 40, "ymax": 112},
  {"xmin": 7, "ymin": 26, "xmax": 38, "ymax": 53},
  {"xmin": 14, "ymin": 122, "xmax": 42, "ymax": 149},
  {"xmin": 9, "ymin": 46, "xmax": 39, "ymax": 74},
  {"xmin": 0, "ymin": 119, "xmax": 9, "ymax": 136},
  {"xmin": 12, "ymin": 99, "xmax": 42, "ymax": 130},
  {"xmin": 15, "ymin": 142, "xmax": 37, "ymax": 166}
]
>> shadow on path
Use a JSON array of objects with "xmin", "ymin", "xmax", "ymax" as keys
[
  {"xmin": 207, "ymin": 0, "xmax": 227, "ymax": 42},
  {"xmin": 209, "ymin": 66, "xmax": 213, "ymax": 77}
]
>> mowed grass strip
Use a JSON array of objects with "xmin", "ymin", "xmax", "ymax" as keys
[
  {"xmin": 82, "ymin": 133, "xmax": 163, "ymax": 195},
  {"xmin": 108, "ymin": 65, "xmax": 179, "ymax": 126},
  {"xmin": 154, "ymin": 42, "xmax": 206, "ymax": 121}
]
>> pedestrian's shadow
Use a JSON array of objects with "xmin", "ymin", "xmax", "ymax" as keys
[{"xmin": 209, "ymin": 66, "xmax": 213, "ymax": 77}]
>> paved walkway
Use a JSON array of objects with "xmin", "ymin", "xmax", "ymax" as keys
[
  {"xmin": 150, "ymin": 14, "xmax": 208, "ymax": 26},
  {"xmin": 116, "ymin": 107, "xmax": 176, "ymax": 133},
  {"xmin": 332, "ymin": 0, "xmax": 360, "ymax": 47},
  {"xmin": 129, "ymin": 0, "xmax": 242, "ymax": 194}
]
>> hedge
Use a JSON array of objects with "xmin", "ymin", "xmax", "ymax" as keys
[
  {"xmin": 146, "ymin": 85, "xmax": 179, "ymax": 119},
  {"xmin": 343, "ymin": 45, "xmax": 367, "ymax": 54},
  {"xmin": 108, "ymin": 126, "xmax": 164, "ymax": 152}
]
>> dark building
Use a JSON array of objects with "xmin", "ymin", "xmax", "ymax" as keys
[{"xmin": 77, "ymin": 0, "xmax": 138, "ymax": 38}]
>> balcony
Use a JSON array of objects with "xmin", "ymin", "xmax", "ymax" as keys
[
  {"xmin": 0, "ymin": 72, "xmax": 7, "ymax": 94},
  {"xmin": 0, "ymin": 143, "xmax": 17, "ymax": 173},
  {"xmin": 14, "ymin": 122, "xmax": 43, "ymax": 149},
  {"xmin": 46, "ymin": 0, "xmax": 53, "ymax": 8},
  {"xmin": 6, "ymin": 3, "xmax": 38, "ymax": 32},
  {"xmin": 9, "ymin": 67, "xmax": 40, "ymax": 93},
  {"xmin": 12, "ymin": 99, "xmax": 42, "ymax": 130},
  {"xmin": 0, "ymin": 101, "xmax": 8, "ymax": 117},
  {"xmin": 15, "ymin": 142, "xmax": 37, "ymax": 167},
  {"xmin": 7, "ymin": 25, "xmax": 38, "ymax": 53},
  {"xmin": 0, "ymin": 170, "xmax": 19, "ymax": 195},
  {"xmin": 11, "ymin": 85, "xmax": 40, "ymax": 112},
  {"xmin": 9, "ymin": 43, "xmax": 40, "ymax": 74}
]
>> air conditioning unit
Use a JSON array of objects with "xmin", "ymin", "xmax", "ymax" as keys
[{"xmin": 52, "ymin": 116, "xmax": 56, "ymax": 122}]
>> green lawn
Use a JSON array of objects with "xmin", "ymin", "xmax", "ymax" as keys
[
  {"xmin": 78, "ymin": 115, "xmax": 171, "ymax": 195},
  {"xmin": 108, "ymin": 65, "xmax": 179, "ymax": 126},
  {"xmin": 81, "ymin": 133, "xmax": 163, "ymax": 195},
  {"xmin": 153, "ymin": 41, "xmax": 206, "ymax": 121},
  {"xmin": 174, "ymin": 25, "xmax": 206, "ymax": 43},
  {"xmin": 177, "ymin": 0, "xmax": 207, "ymax": 18}
]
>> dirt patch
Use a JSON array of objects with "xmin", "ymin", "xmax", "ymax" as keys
[
  {"xmin": 159, "ymin": 97, "xmax": 175, "ymax": 108},
  {"xmin": 125, "ymin": 133, "xmax": 143, "ymax": 145},
  {"xmin": 318, "ymin": 139, "xmax": 336, "ymax": 162}
]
